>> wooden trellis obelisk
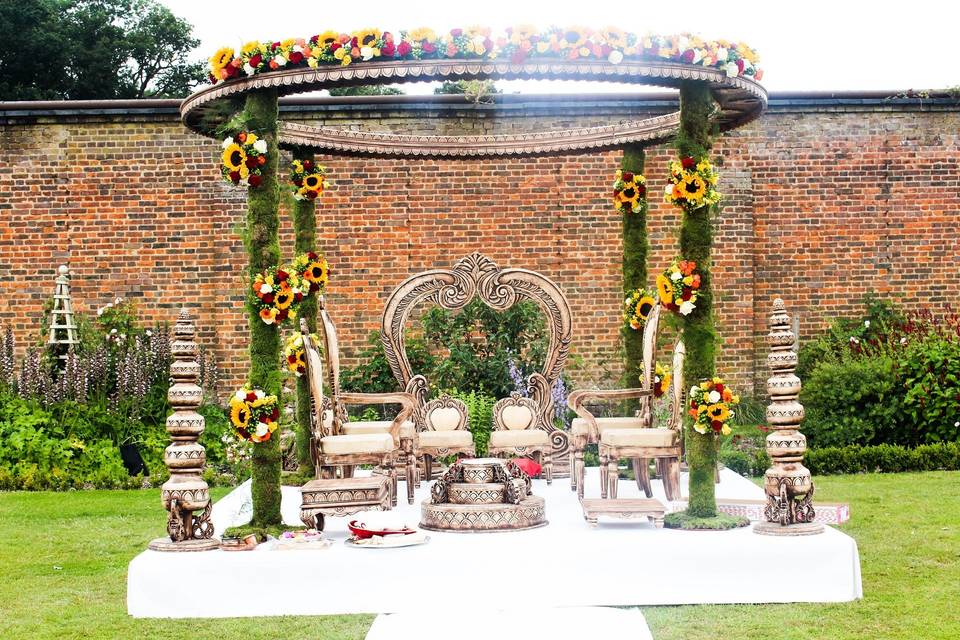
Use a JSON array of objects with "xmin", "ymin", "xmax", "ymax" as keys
[{"xmin": 48, "ymin": 265, "xmax": 79, "ymax": 364}]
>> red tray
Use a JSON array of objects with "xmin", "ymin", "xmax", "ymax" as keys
[{"xmin": 348, "ymin": 520, "xmax": 417, "ymax": 540}]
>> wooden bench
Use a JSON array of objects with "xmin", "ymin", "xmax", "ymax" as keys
[
  {"xmin": 580, "ymin": 498, "xmax": 666, "ymax": 528},
  {"xmin": 299, "ymin": 475, "xmax": 392, "ymax": 532}
]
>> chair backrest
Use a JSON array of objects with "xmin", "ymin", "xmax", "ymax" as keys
[
  {"xmin": 300, "ymin": 317, "xmax": 330, "ymax": 438},
  {"xmin": 667, "ymin": 339, "xmax": 686, "ymax": 432},
  {"xmin": 493, "ymin": 392, "xmax": 538, "ymax": 431},
  {"xmin": 423, "ymin": 395, "xmax": 469, "ymax": 431}
]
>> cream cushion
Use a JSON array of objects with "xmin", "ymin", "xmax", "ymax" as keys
[
  {"xmin": 427, "ymin": 405, "xmax": 464, "ymax": 431},
  {"xmin": 600, "ymin": 428, "xmax": 677, "ymax": 448},
  {"xmin": 571, "ymin": 416, "xmax": 643, "ymax": 436},
  {"xmin": 319, "ymin": 433, "xmax": 394, "ymax": 455},
  {"xmin": 499, "ymin": 404, "xmax": 535, "ymax": 430},
  {"xmin": 489, "ymin": 429, "xmax": 549, "ymax": 448},
  {"xmin": 342, "ymin": 420, "xmax": 415, "ymax": 438},
  {"xmin": 418, "ymin": 430, "xmax": 474, "ymax": 449}
]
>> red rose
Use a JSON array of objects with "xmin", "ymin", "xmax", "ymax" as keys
[
  {"xmin": 277, "ymin": 309, "xmax": 288, "ymax": 321},
  {"xmin": 288, "ymin": 354, "xmax": 297, "ymax": 364},
  {"xmin": 249, "ymin": 54, "xmax": 262, "ymax": 67},
  {"xmin": 711, "ymin": 419, "xmax": 723, "ymax": 432},
  {"xmin": 276, "ymin": 269, "xmax": 289, "ymax": 281},
  {"xmin": 246, "ymin": 391, "xmax": 257, "ymax": 402},
  {"xmin": 306, "ymin": 190, "xmax": 317, "ymax": 200},
  {"xmin": 736, "ymin": 59, "xmax": 745, "ymax": 73},
  {"xmin": 229, "ymin": 171, "xmax": 240, "ymax": 184},
  {"xmin": 257, "ymin": 155, "xmax": 266, "ymax": 166},
  {"xmin": 303, "ymin": 159, "xmax": 313, "ymax": 170},
  {"xmin": 681, "ymin": 287, "xmax": 692, "ymax": 301},
  {"xmin": 309, "ymin": 282, "xmax": 319, "ymax": 293},
  {"xmin": 421, "ymin": 41, "xmax": 435, "ymax": 54},
  {"xmin": 262, "ymin": 293, "xmax": 274, "ymax": 304},
  {"xmin": 714, "ymin": 383, "xmax": 725, "ymax": 394},
  {"xmin": 450, "ymin": 28, "xmax": 462, "ymax": 37},
  {"xmin": 245, "ymin": 157, "xmax": 258, "ymax": 169},
  {"xmin": 309, "ymin": 35, "xmax": 319, "ymax": 45},
  {"xmin": 294, "ymin": 178, "xmax": 303, "ymax": 187},
  {"xmin": 398, "ymin": 41, "xmax": 412, "ymax": 57},
  {"xmin": 271, "ymin": 407, "xmax": 280, "ymax": 421},
  {"xmin": 381, "ymin": 42, "xmax": 395, "ymax": 57},
  {"xmin": 248, "ymin": 174, "xmax": 262, "ymax": 187},
  {"xmin": 690, "ymin": 399, "xmax": 697, "ymax": 409},
  {"xmin": 271, "ymin": 41, "xmax": 281, "ymax": 50},
  {"xmin": 383, "ymin": 31, "xmax": 394, "ymax": 43},
  {"xmin": 622, "ymin": 172, "xmax": 633, "ymax": 181},
  {"xmin": 307, "ymin": 251, "xmax": 317, "ymax": 260},
  {"xmin": 637, "ymin": 184, "xmax": 646, "ymax": 197},
  {"xmin": 294, "ymin": 291, "xmax": 303, "ymax": 302},
  {"xmin": 330, "ymin": 42, "xmax": 341, "ymax": 51},
  {"xmin": 350, "ymin": 36, "xmax": 358, "ymax": 48},
  {"xmin": 681, "ymin": 156, "xmax": 696, "ymax": 170},
  {"xmin": 225, "ymin": 65, "xmax": 238, "ymax": 77},
  {"xmin": 680, "ymin": 49, "xmax": 695, "ymax": 64},
  {"xmin": 288, "ymin": 51, "xmax": 303, "ymax": 64}
]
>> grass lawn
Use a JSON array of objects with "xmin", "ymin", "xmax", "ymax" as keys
[{"xmin": 0, "ymin": 472, "xmax": 957, "ymax": 640}]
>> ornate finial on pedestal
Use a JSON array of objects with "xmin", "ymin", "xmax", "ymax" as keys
[
  {"xmin": 754, "ymin": 298, "xmax": 824, "ymax": 536},
  {"xmin": 149, "ymin": 309, "xmax": 219, "ymax": 551}
]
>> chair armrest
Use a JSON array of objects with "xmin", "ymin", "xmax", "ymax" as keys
[
  {"xmin": 339, "ymin": 391, "xmax": 417, "ymax": 444},
  {"xmin": 567, "ymin": 389, "xmax": 653, "ymax": 441}
]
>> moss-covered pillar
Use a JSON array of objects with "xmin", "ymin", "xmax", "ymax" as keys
[
  {"xmin": 291, "ymin": 147, "xmax": 318, "ymax": 471},
  {"xmin": 676, "ymin": 81, "xmax": 718, "ymax": 518},
  {"xmin": 620, "ymin": 144, "xmax": 648, "ymax": 389},
  {"xmin": 244, "ymin": 89, "xmax": 282, "ymax": 526}
]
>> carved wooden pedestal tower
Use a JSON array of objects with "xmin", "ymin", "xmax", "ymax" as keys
[
  {"xmin": 754, "ymin": 299, "xmax": 823, "ymax": 536},
  {"xmin": 149, "ymin": 309, "xmax": 219, "ymax": 551}
]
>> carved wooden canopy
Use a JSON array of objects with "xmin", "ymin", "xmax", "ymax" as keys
[
  {"xmin": 180, "ymin": 58, "xmax": 766, "ymax": 157},
  {"xmin": 380, "ymin": 253, "xmax": 572, "ymax": 447}
]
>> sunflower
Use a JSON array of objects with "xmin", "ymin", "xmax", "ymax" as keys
[
  {"xmin": 315, "ymin": 31, "xmax": 339, "ymax": 47},
  {"xmin": 303, "ymin": 174, "xmax": 324, "ymax": 192},
  {"xmin": 635, "ymin": 295, "xmax": 656, "ymax": 322},
  {"xmin": 615, "ymin": 184, "xmax": 640, "ymax": 210},
  {"xmin": 560, "ymin": 27, "xmax": 589, "ymax": 48},
  {"xmin": 241, "ymin": 41, "xmax": 261, "ymax": 56},
  {"xmin": 353, "ymin": 28, "xmax": 381, "ymax": 47},
  {"xmin": 304, "ymin": 260, "xmax": 328, "ymax": 284},
  {"xmin": 680, "ymin": 174, "xmax": 707, "ymax": 201},
  {"xmin": 274, "ymin": 285, "xmax": 294, "ymax": 310},
  {"xmin": 287, "ymin": 350, "xmax": 306, "ymax": 374},
  {"xmin": 229, "ymin": 401, "xmax": 251, "ymax": 430},
  {"xmin": 598, "ymin": 27, "xmax": 628, "ymax": 49},
  {"xmin": 706, "ymin": 403, "xmax": 730, "ymax": 422},
  {"xmin": 209, "ymin": 47, "xmax": 235, "ymax": 73},
  {"xmin": 509, "ymin": 24, "xmax": 537, "ymax": 45},
  {"xmin": 222, "ymin": 143, "xmax": 246, "ymax": 172},
  {"xmin": 407, "ymin": 27, "xmax": 437, "ymax": 43},
  {"xmin": 656, "ymin": 273, "xmax": 674, "ymax": 305}
]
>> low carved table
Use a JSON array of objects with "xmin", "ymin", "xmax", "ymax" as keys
[
  {"xmin": 300, "ymin": 476, "xmax": 391, "ymax": 533},
  {"xmin": 581, "ymin": 498, "xmax": 666, "ymax": 528}
]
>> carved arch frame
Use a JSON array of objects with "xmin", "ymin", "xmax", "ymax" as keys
[{"xmin": 381, "ymin": 253, "xmax": 573, "ymax": 458}]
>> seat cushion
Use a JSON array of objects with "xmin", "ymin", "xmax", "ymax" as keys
[
  {"xmin": 600, "ymin": 428, "xmax": 678, "ymax": 448},
  {"xmin": 418, "ymin": 430, "xmax": 474, "ymax": 449},
  {"xmin": 319, "ymin": 433, "xmax": 394, "ymax": 455},
  {"xmin": 341, "ymin": 420, "xmax": 415, "ymax": 438},
  {"xmin": 489, "ymin": 429, "xmax": 549, "ymax": 448},
  {"xmin": 571, "ymin": 416, "xmax": 643, "ymax": 436}
]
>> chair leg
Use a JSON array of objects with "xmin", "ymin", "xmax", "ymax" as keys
[
  {"xmin": 569, "ymin": 449, "xmax": 576, "ymax": 491},
  {"xmin": 608, "ymin": 455, "xmax": 619, "ymax": 499},
  {"xmin": 575, "ymin": 448, "xmax": 585, "ymax": 500},
  {"xmin": 387, "ymin": 459, "xmax": 397, "ymax": 507},
  {"xmin": 543, "ymin": 449, "xmax": 552, "ymax": 485},
  {"xmin": 665, "ymin": 457, "xmax": 682, "ymax": 501},
  {"xmin": 425, "ymin": 455, "xmax": 433, "ymax": 483},
  {"xmin": 599, "ymin": 451, "xmax": 608, "ymax": 499},
  {"xmin": 406, "ymin": 452, "xmax": 416, "ymax": 505},
  {"xmin": 634, "ymin": 458, "xmax": 652, "ymax": 498}
]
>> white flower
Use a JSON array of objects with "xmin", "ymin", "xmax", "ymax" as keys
[
  {"xmin": 221, "ymin": 136, "xmax": 234, "ymax": 149},
  {"xmin": 716, "ymin": 47, "xmax": 728, "ymax": 62},
  {"xmin": 255, "ymin": 422, "xmax": 270, "ymax": 438},
  {"xmin": 690, "ymin": 386, "xmax": 699, "ymax": 397},
  {"xmin": 145, "ymin": 330, "xmax": 152, "ymax": 337},
  {"xmin": 955, "ymin": 421, "xmax": 959, "ymax": 427},
  {"xmin": 864, "ymin": 320, "xmax": 871, "ymax": 328},
  {"xmin": 243, "ymin": 63, "xmax": 255, "ymax": 76},
  {"xmin": 664, "ymin": 183, "xmax": 674, "ymax": 195},
  {"xmin": 253, "ymin": 139, "xmax": 267, "ymax": 154},
  {"xmin": 255, "ymin": 389, "xmax": 265, "ymax": 399},
  {"xmin": 900, "ymin": 337, "xmax": 908, "ymax": 345},
  {"xmin": 708, "ymin": 390, "xmax": 722, "ymax": 404},
  {"xmin": 725, "ymin": 61, "xmax": 739, "ymax": 77},
  {"xmin": 105, "ymin": 302, "xmax": 113, "ymax": 309},
  {"xmin": 692, "ymin": 49, "xmax": 703, "ymax": 64},
  {"xmin": 110, "ymin": 329, "xmax": 117, "ymax": 334},
  {"xmin": 679, "ymin": 301, "xmax": 695, "ymax": 316},
  {"xmin": 360, "ymin": 46, "xmax": 377, "ymax": 61},
  {"xmin": 96, "ymin": 307, "xmax": 104, "ymax": 317},
  {"xmin": 670, "ymin": 271, "xmax": 682, "ymax": 282},
  {"xmin": 607, "ymin": 50, "xmax": 624, "ymax": 64},
  {"xmin": 114, "ymin": 297, "xmax": 122, "ymax": 304},
  {"xmin": 259, "ymin": 283, "xmax": 272, "ymax": 294},
  {"xmin": 119, "ymin": 334, "xmax": 126, "ymax": 340},
  {"xmin": 234, "ymin": 390, "xmax": 246, "ymax": 402},
  {"xmin": 849, "ymin": 336, "xmax": 860, "ymax": 344},
  {"xmin": 273, "ymin": 54, "xmax": 287, "ymax": 66}
]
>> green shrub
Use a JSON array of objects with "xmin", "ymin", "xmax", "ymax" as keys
[
  {"xmin": 901, "ymin": 337, "xmax": 960, "ymax": 444},
  {"xmin": 449, "ymin": 390, "xmax": 496, "ymax": 455},
  {"xmin": 805, "ymin": 442, "xmax": 960, "ymax": 475}
]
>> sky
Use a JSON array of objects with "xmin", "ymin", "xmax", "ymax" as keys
[{"xmin": 160, "ymin": 0, "xmax": 960, "ymax": 95}]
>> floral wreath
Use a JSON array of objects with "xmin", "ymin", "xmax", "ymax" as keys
[
  {"xmin": 623, "ymin": 287, "xmax": 656, "ymax": 331},
  {"xmin": 664, "ymin": 156, "xmax": 721, "ymax": 213},
  {"xmin": 250, "ymin": 252, "xmax": 328, "ymax": 325},
  {"xmin": 656, "ymin": 258, "xmax": 701, "ymax": 316},
  {"xmin": 688, "ymin": 377, "xmax": 739, "ymax": 435},
  {"xmin": 288, "ymin": 251, "xmax": 329, "ymax": 294},
  {"xmin": 221, "ymin": 131, "xmax": 267, "ymax": 187},
  {"xmin": 208, "ymin": 29, "xmax": 761, "ymax": 83},
  {"xmin": 283, "ymin": 331, "xmax": 318, "ymax": 376},
  {"xmin": 613, "ymin": 170, "xmax": 647, "ymax": 214},
  {"xmin": 289, "ymin": 159, "xmax": 328, "ymax": 201},
  {"xmin": 229, "ymin": 386, "xmax": 280, "ymax": 443}
]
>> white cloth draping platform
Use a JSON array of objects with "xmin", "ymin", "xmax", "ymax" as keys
[{"xmin": 127, "ymin": 468, "xmax": 862, "ymax": 618}]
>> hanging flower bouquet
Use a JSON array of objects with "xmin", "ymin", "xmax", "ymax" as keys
[
  {"xmin": 656, "ymin": 259, "xmax": 701, "ymax": 316},
  {"xmin": 664, "ymin": 156, "xmax": 721, "ymax": 212},
  {"xmin": 251, "ymin": 266, "xmax": 307, "ymax": 325},
  {"xmin": 623, "ymin": 287, "xmax": 656, "ymax": 331},
  {"xmin": 283, "ymin": 331, "xmax": 318, "ymax": 376},
  {"xmin": 688, "ymin": 377, "xmax": 739, "ymax": 435},
  {"xmin": 289, "ymin": 159, "xmax": 328, "ymax": 201},
  {"xmin": 221, "ymin": 132, "xmax": 268, "ymax": 187},
  {"xmin": 653, "ymin": 363, "xmax": 672, "ymax": 398},
  {"xmin": 229, "ymin": 386, "xmax": 280, "ymax": 443},
  {"xmin": 613, "ymin": 170, "xmax": 647, "ymax": 214},
  {"xmin": 288, "ymin": 252, "xmax": 329, "ymax": 294}
]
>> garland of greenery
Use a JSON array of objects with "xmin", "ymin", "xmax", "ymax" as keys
[
  {"xmin": 620, "ymin": 144, "xmax": 647, "ymax": 390},
  {"xmin": 244, "ymin": 89, "xmax": 283, "ymax": 526},
  {"xmin": 291, "ymin": 147, "xmax": 319, "ymax": 471}
]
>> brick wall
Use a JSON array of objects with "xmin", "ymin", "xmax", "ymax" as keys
[{"xmin": 1, "ymin": 93, "xmax": 958, "ymax": 398}]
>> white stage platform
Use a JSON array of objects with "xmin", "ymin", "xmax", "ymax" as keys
[{"xmin": 127, "ymin": 468, "xmax": 862, "ymax": 618}]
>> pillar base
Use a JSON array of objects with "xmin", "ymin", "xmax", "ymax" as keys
[{"xmin": 753, "ymin": 521, "xmax": 824, "ymax": 537}]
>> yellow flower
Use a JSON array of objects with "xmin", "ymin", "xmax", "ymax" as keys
[
  {"xmin": 721, "ymin": 424, "xmax": 732, "ymax": 436},
  {"xmin": 304, "ymin": 174, "xmax": 324, "ymax": 191},
  {"xmin": 536, "ymin": 41, "xmax": 550, "ymax": 54},
  {"xmin": 635, "ymin": 295, "xmax": 656, "ymax": 322},
  {"xmin": 291, "ymin": 160, "xmax": 303, "ymax": 173},
  {"xmin": 407, "ymin": 27, "xmax": 437, "ymax": 42},
  {"xmin": 275, "ymin": 285, "xmax": 294, "ymax": 310},
  {"xmin": 316, "ymin": 31, "xmax": 339, "ymax": 47},
  {"xmin": 304, "ymin": 260, "xmax": 328, "ymax": 284},
  {"xmin": 598, "ymin": 27, "xmax": 628, "ymax": 49},
  {"xmin": 707, "ymin": 403, "xmax": 730, "ymax": 422},
  {"xmin": 353, "ymin": 28, "xmax": 381, "ymax": 48},
  {"xmin": 230, "ymin": 402, "xmax": 251, "ymax": 429},
  {"xmin": 209, "ymin": 47, "xmax": 234, "ymax": 72},
  {"xmin": 281, "ymin": 38, "xmax": 296, "ymax": 49},
  {"xmin": 221, "ymin": 143, "xmax": 246, "ymax": 172},
  {"xmin": 680, "ymin": 174, "xmax": 707, "ymax": 201},
  {"xmin": 559, "ymin": 27, "xmax": 589, "ymax": 48},
  {"xmin": 696, "ymin": 159, "xmax": 712, "ymax": 173},
  {"xmin": 700, "ymin": 381, "xmax": 711, "ymax": 390},
  {"xmin": 509, "ymin": 25, "xmax": 537, "ymax": 45},
  {"xmin": 683, "ymin": 275, "xmax": 694, "ymax": 285},
  {"xmin": 245, "ymin": 132, "xmax": 258, "ymax": 145},
  {"xmin": 656, "ymin": 273, "xmax": 673, "ymax": 305},
  {"xmin": 241, "ymin": 41, "xmax": 261, "ymax": 55}
]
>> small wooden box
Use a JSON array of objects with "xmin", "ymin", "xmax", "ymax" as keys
[
  {"xmin": 300, "ymin": 476, "xmax": 392, "ymax": 532},
  {"xmin": 581, "ymin": 498, "xmax": 666, "ymax": 528}
]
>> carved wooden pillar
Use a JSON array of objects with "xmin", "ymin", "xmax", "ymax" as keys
[
  {"xmin": 149, "ymin": 309, "xmax": 219, "ymax": 551},
  {"xmin": 754, "ymin": 299, "xmax": 824, "ymax": 536}
]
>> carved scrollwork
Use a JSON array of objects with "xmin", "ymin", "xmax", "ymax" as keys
[
  {"xmin": 430, "ymin": 463, "xmax": 463, "ymax": 504},
  {"xmin": 192, "ymin": 502, "xmax": 214, "ymax": 539},
  {"xmin": 166, "ymin": 499, "xmax": 186, "ymax": 542}
]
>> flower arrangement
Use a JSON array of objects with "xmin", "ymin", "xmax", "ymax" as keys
[
  {"xmin": 623, "ymin": 287, "xmax": 657, "ymax": 331},
  {"xmin": 229, "ymin": 386, "xmax": 280, "ymax": 443},
  {"xmin": 688, "ymin": 377, "xmax": 739, "ymax": 435},
  {"xmin": 613, "ymin": 169, "xmax": 646, "ymax": 214},
  {"xmin": 664, "ymin": 156, "xmax": 721, "ymax": 212},
  {"xmin": 653, "ymin": 363, "xmax": 672, "ymax": 398},
  {"xmin": 289, "ymin": 159, "xmax": 328, "ymax": 201},
  {"xmin": 207, "ymin": 29, "xmax": 762, "ymax": 84},
  {"xmin": 288, "ymin": 251, "xmax": 329, "ymax": 294},
  {"xmin": 251, "ymin": 266, "xmax": 307, "ymax": 325},
  {"xmin": 221, "ymin": 131, "xmax": 268, "ymax": 187},
  {"xmin": 656, "ymin": 259, "xmax": 701, "ymax": 316},
  {"xmin": 283, "ymin": 331, "xmax": 317, "ymax": 376}
]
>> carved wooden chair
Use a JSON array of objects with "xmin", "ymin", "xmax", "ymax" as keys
[
  {"xmin": 381, "ymin": 253, "xmax": 572, "ymax": 480},
  {"xmin": 301, "ymin": 299, "xmax": 417, "ymax": 505},
  {"xmin": 567, "ymin": 304, "xmax": 686, "ymax": 500},
  {"xmin": 488, "ymin": 392, "xmax": 552, "ymax": 483},
  {"xmin": 416, "ymin": 395, "xmax": 475, "ymax": 481}
]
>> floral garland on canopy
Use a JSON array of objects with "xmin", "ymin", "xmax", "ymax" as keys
[{"xmin": 208, "ymin": 28, "xmax": 762, "ymax": 84}]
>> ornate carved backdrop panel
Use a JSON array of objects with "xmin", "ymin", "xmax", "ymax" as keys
[{"xmin": 381, "ymin": 253, "xmax": 573, "ymax": 462}]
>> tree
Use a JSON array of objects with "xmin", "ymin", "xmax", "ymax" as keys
[
  {"xmin": 328, "ymin": 85, "xmax": 404, "ymax": 96},
  {"xmin": 434, "ymin": 80, "xmax": 501, "ymax": 103},
  {"xmin": 0, "ymin": 0, "xmax": 204, "ymax": 101}
]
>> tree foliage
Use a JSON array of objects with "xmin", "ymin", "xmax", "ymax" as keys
[
  {"xmin": 0, "ymin": 0, "xmax": 204, "ymax": 100},
  {"xmin": 328, "ymin": 85, "xmax": 404, "ymax": 96}
]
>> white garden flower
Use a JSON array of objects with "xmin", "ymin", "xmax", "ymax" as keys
[
  {"xmin": 114, "ymin": 297, "xmax": 122, "ymax": 304},
  {"xmin": 96, "ymin": 307, "xmax": 104, "ymax": 316},
  {"xmin": 608, "ymin": 50, "xmax": 624, "ymax": 64},
  {"xmin": 255, "ymin": 389, "xmax": 265, "ymax": 399},
  {"xmin": 110, "ymin": 328, "xmax": 117, "ymax": 334},
  {"xmin": 259, "ymin": 283, "xmax": 272, "ymax": 294},
  {"xmin": 253, "ymin": 139, "xmax": 267, "ymax": 154},
  {"xmin": 679, "ymin": 301, "xmax": 695, "ymax": 316},
  {"xmin": 900, "ymin": 337, "xmax": 908, "ymax": 345},
  {"xmin": 221, "ymin": 136, "xmax": 234, "ymax": 149},
  {"xmin": 146, "ymin": 330, "xmax": 152, "ymax": 337},
  {"xmin": 255, "ymin": 422, "xmax": 270, "ymax": 438},
  {"xmin": 708, "ymin": 390, "xmax": 722, "ymax": 404},
  {"xmin": 690, "ymin": 386, "xmax": 700, "ymax": 397},
  {"xmin": 360, "ymin": 46, "xmax": 377, "ymax": 61},
  {"xmin": 664, "ymin": 184, "xmax": 674, "ymax": 195},
  {"xmin": 243, "ymin": 63, "xmax": 255, "ymax": 76},
  {"xmin": 864, "ymin": 320, "xmax": 871, "ymax": 328},
  {"xmin": 273, "ymin": 54, "xmax": 287, "ymax": 66},
  {"xmin": 234, "ymin": 390, "xmax": 246, "ymax": 402},
  {"xmin": 671, "ymin": 271, "xmax": 682, "ymax": 282}
]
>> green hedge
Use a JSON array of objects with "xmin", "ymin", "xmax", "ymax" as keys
[{"xmin": 720, "ymin": 442, "xmax": 960, "ymax": 477}]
